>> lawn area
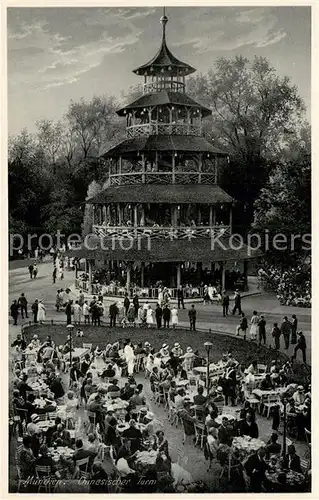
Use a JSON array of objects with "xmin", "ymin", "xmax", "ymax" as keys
[{"xmin": 23, "ymin": 323, "xmax": 310, "ymax": 384}]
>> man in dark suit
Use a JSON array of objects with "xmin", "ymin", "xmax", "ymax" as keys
[
  {"xmin": 266, "ymin": 433, "xmax": 281, "ymax": 457},
  {"xmin": 292, "ymin": 331, "xmax": 307, "ymax": 364},
  {"xmin": 124, "ymin": 293, "xmax": 130, "ymax": 316},
  {"xmin": 244, "ymin": 447, "xmax": 268, "ymax": 492},
  {"xmin": 73, "ymin": 439, "xmax": 95, "ymax": 472},
  {"xmin": 10, "ymin": 300, "xmax": 19, "ymax": 325},
  {"xmin": 177, "ymin": 286, "xmax": 185, "ymax": 309},
  {"xmin": 18, "ymin": 293, "xmax": 28, "ymax": 319},
  {"xmin": 36, "ymin": 444, "xmax": 60, "ymax": 477},
  {"xmin": 218, "ymin": 417, "xmax": 233, "ymax": 446},
  {"xmin": 188, "ymin": 305, "xmax": 197, "ymax": 331},
  {"xmin": 109, "ymin": 302, "xmax": 119, "ymax": 327},
  {"xmin": 193, "ymin": 386, "xmax": 207, "ymax": 406},
  {"xmin": 155, "ymin": 303, "xmax": 163, "ymax": 328},
  {"xmin": 232, "ymin": 290, "xmax": 242, "ymax": 315},
  {"xmin": 162, "ymin": 305, "xmax": 171, "ymax": 328},
  {"xmin": 87, "ymin": 394, "xmax": 106, "ymax": 433},
  {"xmin": 221, "ymin": 291, "xmax": 230, "ymax": 317},
  {"xmin": 238, "ymin": 412, "xmax": 259, "ymax": 438}
]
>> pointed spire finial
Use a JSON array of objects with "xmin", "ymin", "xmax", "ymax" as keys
[{"xmin": 160, "ymin": 6, "xmax": 168, "ymax": 42}]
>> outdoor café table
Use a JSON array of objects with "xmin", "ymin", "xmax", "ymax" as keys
[
  {"xmin": 34, "ymin": 398, "xmax": 57, "ymax": 411},
  {"xmin": 193, "ymin": 367, "xmax": 207, "ymax": 375},
  {"xmin": 215, "ymin": 413, "xmax": 238, "ymax": 425},
  {"xmin": 265, "ymin": 468, "xmax": 306, "ymax": 492},
  {"xmin": 71, "ymin": 347, "xmax": 90, "ymax": 361},
  {"xmin": 103, "ymin": 398, "xmax": 129, "ymax": 413},
  {"xmin": 176, "ymin": 379, "xmax": 189, "ymax": 387},
  {"xmin": 232, "ymin": 436, "xmax": 266, "ymax": 458},
  {"xmin": 48, "ymin": 446, "xmax": 75, "ymax": 463},
  {"xmin": 117, "ymin": 422, "xmax": 146, "ymax": 434},
  {"xmin": 28, "ymin": 380, "xmax": 49, "ymax": 393},
  {"xmin": 134, "ymin": 450, "xmax": 158, "ymax": 472},
  {"xmin": 36, "ymin": 419, "xmax": 56, "ymax": 432},
  {"xmin": 252, "ymin": 388, "xmax": 286, "ymax": 399}
]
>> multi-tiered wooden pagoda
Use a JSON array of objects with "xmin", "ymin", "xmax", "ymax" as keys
[{"xmin": 71, "ymin": 11, "xmax": 253, "ymax": 296}]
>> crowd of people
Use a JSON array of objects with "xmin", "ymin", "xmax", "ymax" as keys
[
  {"xmin": 258, "ymin": 264, "xmax": 311, "ymax": 307},
  {"xmin": 10, "ymin": 330, "xmax": 311, "ymax": 493}
]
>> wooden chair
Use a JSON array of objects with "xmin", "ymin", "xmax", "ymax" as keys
[
  {"xmin": 75, "ymin": 456, "xmax": 90, "ymax": 479},
  {"xmin": 86, "ymin": 410, "xmax": 96, "ymax": 433},
  {"xmin": 154, "ymin": 386, "xmax": 165, "ymax": 406},
  {"xmin": 194, "ymin": 405, "xmax": 206, "ymax": 423},
  {"xmin": 15, "ymin": 445, "xmax": 24, "ymax": 493},
  {"xmin": 46, "ymin": 411, "xmax": 57, "ymax": 421},
  {"xmin": 176, "ymin": 445, "xmax": 188, "ymax": 468},
  {"xmin": 300, "ymin": 458, "xmax": 310, "ymax": 473},
  {"xmin": 194, "ymin": 421, "xmax": 206, "ymax": 449},
  {"xmin": 263, "ymin": 395, "xmax": 280, "ymax": 418},
  {"xmin": 35, "ymin": 465, "xmax": 52, "ymax": 492}
]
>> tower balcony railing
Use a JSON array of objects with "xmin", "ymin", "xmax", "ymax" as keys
[
  {"xmin": 92, "ymin": 224, "xmax": 231, "ymax": 240},
  {"xmin": 109, "ymin": 171, "xmax": 216, "ymax": 186},
  {"xmin": 143, "ymin": 80, "xmax": 185, "ymax": 94},
  {"xmin": 126, "ymin": 122, "xmax": 201, "ymax": 138}
]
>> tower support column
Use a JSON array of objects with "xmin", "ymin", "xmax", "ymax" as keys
[
  {"xmin": 126, "ymin": 263, "xmax": 131, "ymax": 291},
  {"xmin": 141, "ymin": 262, "xmax": 145, "ymax": 287},
  {"xmin": 221, "ymin": 261, "xmax": 226, "ymax": 291},
  {"xmin": 177, "ymin": 263, "xmax": 182, "ymax": 287}
]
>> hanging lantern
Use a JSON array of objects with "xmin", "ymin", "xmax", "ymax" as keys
[
  {"xmin": 124, "ymin": 110, "xmax": 126, "ymax": 114},
  {"xmin": 175, "ymin": 153, "xmax": 178, "ymax": 157},
  {"xmin": 177, "ymin": 205, "xmax": 180, "ymax": 210},
  {"xmin": 159, "ymin": 108, "xmax": 162, "ymax": 113},
  {"xmin": 150, "ymin": 66, "xmax": 153, "ymax": 72},
  {"xmin": 161, "ymin": 68, "xmax": 164, "ymax": 73},
  {"xmin": 207, "ymin": 153, "xmax": 210, "ymax": 158},
  {"xmin": 197, "ymin": 109, "xmax": 200, "ymax": 113},
  {"xmin": 168, "ymin": 66, "xmax": 172, "ymax": 70},
  {"xmin": 172, "ymin": 106, "xmax": 174, "ymax": 110},
  {"xmin": 143, "ymin": 108, "xmax": 146, "ymax": 111},
  {"xmin": 136, "ymin": 71, "xmax": 139, "ymax": 75}
]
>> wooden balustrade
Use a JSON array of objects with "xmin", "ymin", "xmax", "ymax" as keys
[
  {"xmin": 92, "ymin": 224, "xmax": 231, "ymax": 240},
  {"xmin": 109, "ymin": 171, "xmax": 216, "ymax": 186},
  {"xmin": 126, "ymin": 122, "xmax": 202, "ymax": 138}
]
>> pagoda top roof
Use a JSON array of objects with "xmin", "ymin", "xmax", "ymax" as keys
[
  {"xmin": 117, "ymin": 91, "xmax": 211, "ymax": 117},
  {"xmin": 100, "ymin": 135, "xmax": 228, "ymax": 158},
  {"xmin": 133, "ymin": 12, "xmax": 196, "ymax": 77}
]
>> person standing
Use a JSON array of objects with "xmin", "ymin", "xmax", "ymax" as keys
[
  {"xmin": 146, "ymin": 305, "xmax": 154, "ymax": 328},
  {"xmin": 236, "ymin": 312, "xmax": 248, "ymax": 339},
  {"xmin": 281, "ymin": 316, "xmax": 292, "ymax": 350},
  {"xmin": 65, "ymin": 300, "xmax": 73, "ymax": 325},
  {"xmin": 188, "ymin": 305, "xmax": 197, "ymax": 331},
  {"xmin": 177, "ymin": 286, "xmax": 185, "ymax": 310},
  {"xmin": 10, "ymin": 300, "xmax": 19, "ymax": 325},
  {"xmin": 155, "ymin": 303, "xmax": 163, "ymax": 328},
  {"xmin": 222, "ymin": 291, "xmax": 230, "ymax": 317},
  {"xmin": 271, "ymin": 323, "xmax": 281, "ymax": 350},
  {"xmin": 18, "ymin": 293, "xmax": 28, "ymax": 319},
  {"xmin": 38, "ymin": 301, "xmax": 46, "ymax": 324},
  {"xmin": 33, "ymin": 264, "xmax": 38, "ymax": 279},
  {"xmin": 83, "ymin": 301, "xmax": 90, "ymax": 324},
  {"xmin": 28, "ymin": 264, "xmax": 34, "ymax": 279},
  {"xmin": 258, "ymin": 315, "xmax": 267, "ymax": 345},
  {"xmin": 59, "ymin": 266, "xmax": 64, "ymax": 280},
  {"xmin": 133, "ymin": 294, "xmax": 139, "ymax": 317},
  {"xmin": 249, "ymin": 311, "xmax": 259, "ymax": 341},
  {"xmin": 162, "ymin": 305, "xmax": 171, "ymax": 329},
  {"xmin": 291, "ymin": 314, "xmax": 298, "ymax": 344},
  {"xmin": 292, "ymin": 331, "xmax": 307, "ymax": 364},
  {"xmin": 124, "ymin": 294, "xmax": 130, "ymax": 316},
  {"xmin": 109, "ymin": 302, "xmax": 119, "ymax": 327},
  {"xmin": 73, "ymin": 300, "xmax": 82, "ymax": 325},
  {"xmin": 232, "ymin": 290, "xmax": 242, "ymax": 315},
  {"xmin": 31, "ymin": 299, "xmax": 39, "ymax": 323},
  {"xmin": 171, "ymin": 305, "xmax": 179, "ymax": 329},
  {"xmin": 78, "ymin": 289, "xmax": 85, "ymax": 308},
  {"xmin": 52, "ymin": 267, "xmax": 57, "ymax": 284}
]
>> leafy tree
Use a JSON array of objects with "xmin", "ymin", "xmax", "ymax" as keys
[{"xmin": 82, "ymin": 180, "xmax": 103, "ymax": 237}]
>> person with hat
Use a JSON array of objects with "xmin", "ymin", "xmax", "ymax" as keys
[
  {"xmin": 36, "ymin": 444, "xmax": 60, "ymax": 476},
  {"xmin": 265, "ymin": 433, "xmax": 281, "ymax": 458},
  {"xmin": 232, "ymin": 290, "xmax": 242, "ymax": 315},
  {"xmin": 177, "ymin": 285, "xmax": 185, "ymax": 310},
  {"xmin": 292, "ymin": 331, "xmax": 307, "ymax": 364},
  {"xmin": 18, "ymin": 292, "xmax": 28, "ymax": 319},
  {"xmin": 293, "ymin": 385, "xmax": 306, "ymax": 406},
  {"xmin": 11, "ymin": 333, "xmax": 26, "ymax": 351},
  {"xmin": 188, "ymin": 304, "xmax": 197, "ymax": 331},
  {"xmin": 281, "ymin": 316, "xmax": 292, "ymax": 349},
  {"xmin": 171, "ymin": 342, "xmax": 183, "ymax": 358},
  {"xmin": 122, "ymin": 419, "xmax": 143, "ymax": 454},
  {"xmin": 236, "ymin": 312, "xmax": 248, "ymax": 339},
  {"xmin": 18, "ymin": 436, "xmax": 36, "ymax": 480},
  {"xmin": 182, "ymin": 347, "xmax": 195, "ymax": 371},
  {"xmin": 155, "ymin": 303, "xmax": 163, "ymax": 329},
  {"xmin": 211, "ymin": 386, "xmax": 225, "ymax": 405},
  {"xmin": 165, "ymin": 352, "xmax": 180, "ymax": 377},
  {"xmin": 26, "ymin": 413, "xmax": 41, "ymax": 435},
  {"xmin": 171, "ymin": 305, "xmax": 179, "ymax": 329},
  {"xmin": 244, "ymin": 447, "xmax": 268, "ymax": 492},
  {"xmin": 159, "ymin": 343, "xmax": 169, "ymax": 357},
  {"xmin": 258, "ymin": 315, "xmax": 267, "ymax": 345},
  {"xmin": 221, "ymin": 290, "xmax": 230, "ymax": 317}
]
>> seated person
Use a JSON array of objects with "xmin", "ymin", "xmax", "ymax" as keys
[
  {"xmin": 168, "ymin": 381, "xmax": 177, "ymax": 402},
  {"xmin": 153, "ymin": 430, "xmax": 169, "ymax": 457},
  {"xmin": 46, "ymin": 416, "xmax": 62, "ymax": 447},
  {"xmin": 205, "ymin": 408, "xmax": 219, "ymax": 428},
  {"xmin": 52, "ymin": 422, "xmax": 71, "ymax": 447},
  {"xmin": 260, "ymin": 374, "xmax": 274, "ymax": 391},
  {"xmin": 238, "ymin": 411, "xmax": 259, "ymax": 438},
  {"xmin": 122, "ymin": 419, "xmax": 143, "ymax": 454},
  {"xmin": 120, "ymin": 382, "xmax": 134, "ymax": 401},
  {"xmin": 193, "ymin": 386, "xmax": 207, "ymax": 406},
  {"xmin": 116, "ymin": 448, "xmax": 136, "ymax": 478},
  {"xmin": 293, "ymin": 386, "xmax": 306, "ymax": 406},
  {"xmin": 129, "ymin": 388, "xmax": 146, "ymax": 409},
  {"xmin": 73, "ymin": 438, "xmax": 95, "ymax": 472},
  {"xmin": 159, "ymin": 375, "xmax": 173, "ymax": 391},
  {"xmin": 101, "ymin": 363, "xmax": 116, "ymax": 379},
  {"xmin": 266, "ymin": 433, "xmax": 281, "ymax": 457},
  {"xmin": 218, "ymin": 417, "xmax": 233, "ymax": 446},
  {"xmin": 18, "ymin": 436, "xmax": 36, "ymax": 479},
  {"xmin": 282, "ymin": 444, "xmax": 302, "ymax": 473},
  {"xmin": 107, "ymin": 379, "xmax": 121, "ymax": 398},
  {"xmin": 207, "ymin": 427, "xmax": 219, "ymax": 456},
  {"xmin": 49, "ymin": 374, "xmax": 65, "ymax": 400},
  {"xmin": 174, "ymin": 388, "xmax": 186, "ymax": 411},
  {"xmin": 90, "ymin": 461, "xmax": 109, "ymax": 493},
  {"xmin": 87, "ymin": 394, "xmax": 106, "ymax": 433},
  {"xmin": 35, "ymin": 444, "xmax": 60, "ymax": 477},
  {"xmin": 85, "ymin": 433, "xmax": 100, "ymax": 455}
]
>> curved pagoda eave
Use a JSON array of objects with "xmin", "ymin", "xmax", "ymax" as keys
[
  {"xmin": 100, "ymin": 136, "xmax": 228, "ymax": 158},
  {"xmin": 67, "ymin": 236, "xmax": 260, "ymax": 263},
  {"xmin": 86, "ymin": 184, "xmax": 234, "ymax": 205},
  {"xmin": 117, "ymin": 91, "xmax": 211, "ymax": 118}
]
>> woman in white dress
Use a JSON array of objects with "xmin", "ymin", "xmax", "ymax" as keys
[
  {"xmin": 146, "ymin": 305, "xmax": 154, "ymax": 327},
  {"xmin": 171, "ymin": 306, "xmax": 179, "ymax": 329},
  {"xmin": 73, "ymin": 300, "xmax": 82, "ymax": 324},
  {"xmin": 124, "ymin": 342, "xmax": 135, "ymax": 376},
  {"xmin": 249, "ymin": 310, "xmax": 259, "ymax": 340},
  {"xmin": 158, "ymin": 287, "xmax": 164, "ymax": 306},
  {"xmin": 38, "ymin": 301, "xmax": 46, "ymax": 323},
  {"xmin": 94, "ymin": 346, "xmax": 105, "ymax": 373}
]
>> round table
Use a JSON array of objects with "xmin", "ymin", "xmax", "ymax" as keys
[
  {"xmin": 232, "ymin": 436, "xmax": 266, "ymax": 457},
  {"xmin": 215, "ymin": 413, "xmax": 238, "ymax": 425}
]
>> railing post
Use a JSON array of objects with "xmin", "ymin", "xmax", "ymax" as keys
[
  {"xmin": 172, "ymin": 153, "xmax": 176, "ymax": 184},
  {"xmin": 142, "ymin": 153, "xmax": 146, "ymax": 183},
  {"xmin": 198, "ymin": 153, "xmax": 202, "ymax": 183}
]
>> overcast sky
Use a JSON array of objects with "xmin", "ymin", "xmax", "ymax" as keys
[{"xmin": 7, "ymin": 6, "xmax": 311, "ymax": 135}]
